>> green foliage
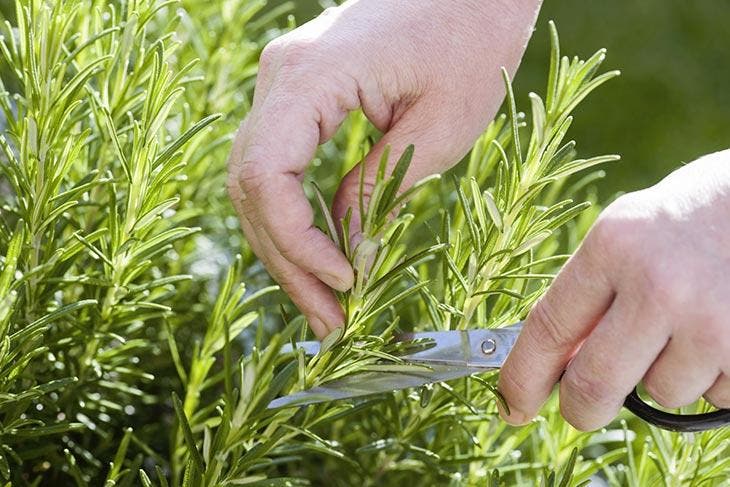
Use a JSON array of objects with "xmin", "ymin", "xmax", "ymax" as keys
[
  {"xmin": 0, "ymin": 0, "xmax": 279, "ymax": 483},
  {"xmin": 0, "ymin": 1, "xmax": 727, "ymax": 486}
]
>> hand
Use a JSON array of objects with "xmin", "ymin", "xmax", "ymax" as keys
[
  {"xmin": 499, "ymin": 150, "xmax": 730, "ymax": 430},
  {"xmin": 227, "ymin": 0, "xmax": 541, "ymax": 338}
]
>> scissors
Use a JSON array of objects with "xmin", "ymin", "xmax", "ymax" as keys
[{"xmin": 269, "ymin": 322, "xmax": 730, "ymax": 433}]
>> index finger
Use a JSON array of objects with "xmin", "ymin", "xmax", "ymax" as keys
[
  {"xmin": 230, "ymin": 83, "xmax": 355, "ymax": 293},
  {"xmin": 497, "ymin": 232, "xmax": 615, "ymax": 424}
]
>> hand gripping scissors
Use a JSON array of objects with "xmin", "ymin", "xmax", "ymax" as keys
[{"xmin": 269, "ymin": 323, "xmax": 730, "ymax": 433}]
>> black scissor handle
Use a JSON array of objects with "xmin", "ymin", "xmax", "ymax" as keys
[{"xmin": 624, "ymin": 388, "xmax": 730, "ymax": 433}]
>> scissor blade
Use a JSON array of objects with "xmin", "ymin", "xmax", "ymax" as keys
[
  {"xmin": 268, "ymin": 364, "xmax": 487, "ymax": 409},
  {"xmin": 397, "ymin": 323, "xmax": 522, "ymax": 369},
  {"xmin": 270, "ymin": 322, "xmax": 523, "ymax": 409},
  {"xmin": 279, "ymin": 322, "xmax": 523, "ymax": 367},
  {"xmin": 280, "ymin": 340, "xmax": 320, "ymax": 355}
]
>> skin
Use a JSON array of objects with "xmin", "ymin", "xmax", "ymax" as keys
[
  {"xmin": 499, "ymin": 152, "xmax": 730, "ymax": 429},
  {"xmin": 227, "ymin": 0, "xmax": 541, "ymax": 338},
  {"xmin": 227, "ymin": 0, "xmax": 730, "ymax": 430}
]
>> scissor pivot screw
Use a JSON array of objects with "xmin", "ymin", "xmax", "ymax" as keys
[{"xmin": 481, "ymin": 338, "xmax": 497, "ymax": 355}]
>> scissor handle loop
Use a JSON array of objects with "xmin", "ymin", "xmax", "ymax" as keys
[{"xmin": 624, "ymin": 388, "xmax": 730, "ymax": 432}]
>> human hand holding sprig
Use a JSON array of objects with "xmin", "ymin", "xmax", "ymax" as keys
[{"xmin": 227, "ymin": 0, "xmax": 541, "ymax": 338}]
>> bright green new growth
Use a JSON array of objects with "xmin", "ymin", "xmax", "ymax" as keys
[{"xmin": 0, "ymin": 1, "xmax": 728, "ymax": 486}]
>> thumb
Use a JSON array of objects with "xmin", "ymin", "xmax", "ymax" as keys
[{"xmin": 332, "ymin": 103, "xmax": 473, "ymax": 242}]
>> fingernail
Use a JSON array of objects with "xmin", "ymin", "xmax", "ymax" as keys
[
  {"xmin": 498, "ymin": 402, "xmax": 528, "ymax": 426},
  {"xmin": 322, "ymin": 271, "xmax": 354, "ymax": 292},
  {"xmin": 308, "ymin": 317, "xmax": 329, "ymax": 340}
]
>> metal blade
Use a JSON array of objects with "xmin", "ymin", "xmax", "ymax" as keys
[
  {"xmin": 279, "ymin": 322, "xmax": 523, "ymax": 365},
  {"xmin": 397, "ymin": 323, "xmax": 522, "ymax": 369},
  {"xmin": 269, "ymin": 322, "xmax": 523, "ymax": 409},
  {"xmin": 268, "ymin": 363, "xmax": 488, "ymax": 409},
  {"xmin": 280, "ymin": 340, "xmax": 320, "ymax": 355}
]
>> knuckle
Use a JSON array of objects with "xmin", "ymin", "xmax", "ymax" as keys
[
  {"xmin": 589, "ymin": 211, "xmax": 638, "ymax": 261},
  {"xmin": 260, "ymin": 36, "xmax": 327, "ymax": 83},
  {"xmin": 526, "ymin": 298, "xmax": 573, "ymax": 349},
  {"xmin": 562, "ymin": 365, "xmax": 618, "ymax": 410},
  {"xmin": 227, "ymin": 140, "xmax": 268, "ymax": 204},
  {"xmin": 226, "ymin": 171, "xmax": 242, "ymax": 200},
  {"xmin": 274, "ymin": 272, "xmax": 298, "ymax": 297},
  {"xmin": 587, "ymin": 191, "xmax": 657, "ymax": 260},
  {"xmin": 704, "ymin": 385, "xmax": 730, "ymax": 409},
  {"xmin": 643, "ymin": 374, "xmax": 685, "ymax": 409},
  {"xmin": 698, "ymin": 315, "xmax": 730, "ymax": 359},
  {"xmin": 280, "ymin": 39, "xmax": 317, "ymax": 66},
  {"xmin": 278, "ymin": 240, "xmax": 305, "ymax": 262},
  {"xmin": 641, "ymin": 263, "xmax": 691, "ymax": 306},
  {"xmin": 690, "ymin": 320, "xmax": 723, "ymax": 357},
  {"xmin": 234, "ymin": 160, "xmax": 270, "ymax": 198},
  {"xmin": 270, "ymin": 37, "xmax": 321, "ymax": 71},
  {"xmin": 259, "ymin": 39, "xmax": 287, "ymax": 72}
]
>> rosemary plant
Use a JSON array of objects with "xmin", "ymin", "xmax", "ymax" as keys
[{"xmin": 0, "ymin": 1, "xmax": 727, "ymax": 486}]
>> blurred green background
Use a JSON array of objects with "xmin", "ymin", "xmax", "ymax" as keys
[{"xmin": 282, "ymin": 0, "xmax": 730, "ymax": 198}]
